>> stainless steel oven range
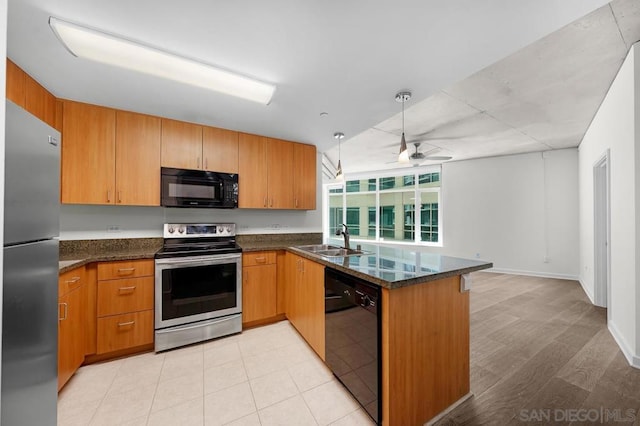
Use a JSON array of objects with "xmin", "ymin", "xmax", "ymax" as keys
[{"xmin": 154, "ymin": 223, "xmax": 242, "ymax": 352}]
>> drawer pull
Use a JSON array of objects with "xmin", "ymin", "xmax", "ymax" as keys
[
  {"xmin": 118, "ymin": 286, "xmax": 136, "ymax": 293},
  {"xmin": 117, "ymin": 268, "xmax": 136, "ymax": 273},
  {"xmin": 65, "ymin": 277, "xmax": 81, "ymax": 284},
  {"xmin": 59, "ymin": 303, "xmax": 68, "ymax": 321},
  {"xmin": 118, "ymin": 321, "xmax": 135, "ymax": 327},
  {"xmin": 255, "ymin": 257, "xmax": 266, "ymax": 263}
]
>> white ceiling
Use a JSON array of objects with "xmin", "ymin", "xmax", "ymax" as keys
[
  {"xmin": 7, "ymin": 0, "xmax": 615, "ymax": 167},
  {"xmin": 325, "ymin": 0, "xmax": 640, "ymax": 175}
]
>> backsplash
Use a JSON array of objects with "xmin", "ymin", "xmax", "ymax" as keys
[{"xmin": 59, "ymin": 205, "xmax": 322, "ymax": 240}]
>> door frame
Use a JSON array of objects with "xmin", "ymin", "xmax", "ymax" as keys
[{"xmin": 593, "ymin": 149, "xmax": 610, "ymax": 313}]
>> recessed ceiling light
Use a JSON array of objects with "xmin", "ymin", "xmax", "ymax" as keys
[
  {"xmin": 49, "ymin": 17, "xmax": 276, "ymax": 104},
  {"xmin": 320, "ymin": 112, "xmax": 329, "ymax": 117}
]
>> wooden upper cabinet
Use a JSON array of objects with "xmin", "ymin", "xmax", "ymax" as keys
[
  {"xmin": 6, "ymin": 59, "xmax": 56, "ymax": 128},
  {"xmin": 61, "ymin": 101, "xmax": 116, "ymax": 205},
  {"xmin": 25, "ymin": 74, "xmax": 56, "ymax": 128},
  {"xmin": 203, "ymin": 127, "xmax": 239, "ymax": 173},
  {"xmin": 116, "ymin": 111, "xmax": 161, "ymax": 206},
  {"xmin": 160, "ymin": 119, "xmax": 203, "ymax": 170},
  {"xmin": 6, "ymin": 59, "xmax": 26, "ymax": 108},
  {"xmin": 293, "ymin": 143, "xmax": 316, "ymax": 210},
  {"xmin": 267, "ymin": 138, "xmax": 294, "ymax": 209},
  {"xmin": 238, "ymin": 133, "xmax": 268, "ymax": 208}
]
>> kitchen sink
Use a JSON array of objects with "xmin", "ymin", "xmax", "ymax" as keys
[
  {"xmin": 295, "ymin": 244, "xmax": 370, "ymax": 258},
  {"xmin": 295, "ymin": 244, "xmax": 342, "ymax": 252},
  {"xmin": 315, "ymin": 248, "xmax": 370, "ymax": 257}
]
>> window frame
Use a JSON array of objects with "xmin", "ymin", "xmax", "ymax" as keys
[{"xmin": 323, "ymin": 167, "xmax": 443, "ymax": 247}]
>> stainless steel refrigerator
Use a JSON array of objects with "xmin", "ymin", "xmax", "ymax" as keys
[{"xmin": 2, "ymin": 100, "xmax": 60, "ymax": 425}]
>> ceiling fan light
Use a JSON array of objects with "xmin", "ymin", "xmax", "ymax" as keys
[
  {"xmin": 48, "ymin": 17, "xmax": 276, "ymax": 104},
  {"xmin": 335, "ymin": 160, "xmax": 344, "ymax": 181},
  {"xmin": 334, "ymin": 131, "xmax": 345, "ymax": 180},
  {"xmin": 398, "ymin": 133, "xmax": 410, "ymax": 163}
]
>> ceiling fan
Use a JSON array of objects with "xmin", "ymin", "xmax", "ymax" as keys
[{"xmin": 401, "ymin": 142, "xmax": 452, "ymax": 166}]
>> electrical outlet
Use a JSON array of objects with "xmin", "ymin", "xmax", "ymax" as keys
[
  {"xmin": 272, "ymin": 224, "xmax": 281, "ymax": 230},
  {"xmin": 475, "ymin": 253, "xmax": 480, "ymax": 259},
  {"xmin": 106, "ymin": 225, "xmax": 120, "ymax": 232}
]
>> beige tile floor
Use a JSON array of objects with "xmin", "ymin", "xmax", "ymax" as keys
[{"xmin": 57, "ymin": 320, "xmax": 375, "ymax": 426}]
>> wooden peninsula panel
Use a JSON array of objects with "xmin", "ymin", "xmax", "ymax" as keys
[{"xmin": 382, "ymin": 275, "xmax": 470, "ymax": 425}]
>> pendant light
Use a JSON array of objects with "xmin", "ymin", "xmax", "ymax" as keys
[
  {"xmin": 334, "ymin": 132, "xmax": 345, "ymax": 181},
  {"xmin": 396, "ymin": 91, "xmax": 412, "ymax": 163}
]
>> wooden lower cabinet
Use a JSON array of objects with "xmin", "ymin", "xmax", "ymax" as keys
[
  {"xmin": 95, "ymin": 260, "xmax": 155, "ymax": 356},
  {"xmin": 286, "ymin": 253, "xmax": 325, "ymax": 360},
  {"xmin": 97, "ymin": 311, "xmax": 154, "ymax": 354},
  {"xmin": 242, "ymin": 252, "xmax": 277, "ymax": 325},
  {"xmin": 58, "ymin": 266, "xmax": 86, "ymax": 391},
  {"xmin": 381, "ymin": 275, "xmax": 470, "ymax": 425}
]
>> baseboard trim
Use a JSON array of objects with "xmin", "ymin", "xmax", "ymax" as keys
[
  {"xmin": 425, "ymin": 392, "xmax": 473, "ymax": 426},
  {"xmin": 608, "ymin": 320, "xmax": 640, "ymax": 369},
  {"xmin": 481, "ymin": 268, "xmax": 579, "ymax": 281},
  {"xmin": 577, "ymin": 278, "xmax": 596, "ymax": 304}
]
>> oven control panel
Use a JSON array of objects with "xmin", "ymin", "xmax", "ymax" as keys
[{"xmin": 163, "ymin": 223, "xmax": 236, "ymax": 238}]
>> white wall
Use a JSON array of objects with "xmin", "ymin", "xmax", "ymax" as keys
[
  {"xmin": 326, "ymin": 149, "xmax": 580, "ymax": 279},
  {"xmin": 59, "ymin": 154, "xmax": 323, "ymax": 240},
  {"xmin": 578, "ymin": 44, "xmax": 637, "ymax": 364},
  {"xmin": 441, "ymin": 149, "xmax": 579, "ymax": 279}
]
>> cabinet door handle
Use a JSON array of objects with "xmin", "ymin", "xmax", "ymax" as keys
[
  {"xmin": 263, "ymin": 197, "xmax": 267, "ymax": 207},
  {"xmin": 118, "ymin": 321, "xmax": 135, "ymax": 327},
  {"xmin": 59, "ymin": 303, "xmax": 68, "ymax": 321},
  {"xmin": 295, "ymin": 198, "xmax": 298, "ymax": 208},
  {"xmin": 270, "ymin": 199, "xmax": 273, "ymax": 207},
  {"xmin": 65, "ymin": 276, "xmax": 80, "ymax": 284},
  {"xmin": 118, "ymin": 286, "xmax": 136, "ymax": 293},
  {"xmin": 204, "ymin": 158, "xmax": 208, "ymax": 170},
  {"xmin": 197, "ymin": 157, "xmax": 201, "ymax": 169},
  {"xmin": 255, "ymin": 257, "xmax": 266, "ymax": 263},
  {"xmin": 117, "ymin": 267, "xmax": 136, "ymax": 274},
  {"xmin": 118, "ymin": 190, "xmax": 122, "ymax": 203},
  {"xmin": 107, "ymin": 190, "xmax": 111, "ymax": 203}
]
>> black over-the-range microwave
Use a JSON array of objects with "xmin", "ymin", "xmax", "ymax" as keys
[{"xmin": 161, "ymin": 167, "xmax": 238, "ymax": 208}]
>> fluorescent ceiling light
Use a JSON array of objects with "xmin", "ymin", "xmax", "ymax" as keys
[{"xmin": 49, "ymin": 17, "xmax": 276, "ymax": 104}]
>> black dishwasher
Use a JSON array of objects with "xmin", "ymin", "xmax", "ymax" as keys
[{"xmin": 325, "ymin": 269, "xmax": 381, "ymax": 424}]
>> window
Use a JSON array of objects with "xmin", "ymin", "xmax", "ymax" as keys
[
  {"xmin": 328, "ymin": 206, "xmax": 343, "ymax": 236},
  {"xmin": 368, "ymin": 207, "xmax": 376, "ymax": 237},
  {"xmin": 346, "ymin": 207, "xmax": 360, "ymax": 235},
  {"xmin": 325, "ymin": 168, "xmax": 442, "ymax": 246},
  {"xmin": 379, "ymin": 177, "xmax": 395, "ymax": 190},
  {"xmin": 380, "ymin": 206, "xmax": 395, "ymax": 238},
  {"xmin": 404, "ymin": 204, "xmax": 415, "ymax": 240}
]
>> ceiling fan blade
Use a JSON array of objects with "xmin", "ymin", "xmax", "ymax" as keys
[{"xmin": 423, "ymin": 155, "xmax": 453, "ymax": 161}]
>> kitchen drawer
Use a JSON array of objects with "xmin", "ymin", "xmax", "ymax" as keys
[
  {"xmin": 97, "ymin": 276, "xmax": 154, "ymax": 317},
  {"xmin": 59, "ymin": 266, "xmax": 85, "ymax": 297},
  {"xmin": 96, "ymin": 310, "xmax": 154, "ymax": 354},
  {"xmin": 242, "ymin": 251, "xmax": 276, "ymax": 267},
  {"xmin": 97, "ymin": 259, "xmax": 154, "ymax": 281}
]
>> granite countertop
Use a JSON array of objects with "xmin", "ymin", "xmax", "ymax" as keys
[
  {"xmin": 237, "ymin": 233, "xmax": 322, "ymax": 251},
  {"xmin": 58, "ymin": 234, "xmax": 492, "ymax": 289},
  {"xmin": 288, "ymin": 243, "xmax": 493, "ymax": 289},
  {"xmin": 59, "ymin": 238, "xmax": 162, "ymax": 273}
]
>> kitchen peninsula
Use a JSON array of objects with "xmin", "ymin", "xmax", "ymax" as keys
[{"xmin": 287, "ymin": 243, "xmax": 492, "ymax": 425}]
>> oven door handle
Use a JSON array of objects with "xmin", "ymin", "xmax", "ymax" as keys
[{"xmin": 155, "ymin": 254, "xmax": 241, "ymax": 267}]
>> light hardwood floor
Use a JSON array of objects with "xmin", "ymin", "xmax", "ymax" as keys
[{"xmin": 435, "ymin": 272, "xmax": 640, "ymax": 426}]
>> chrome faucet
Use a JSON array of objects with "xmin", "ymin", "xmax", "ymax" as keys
[{"xmin": 335, "ymin": 223, "xmax": 350, "ymax": 249}]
